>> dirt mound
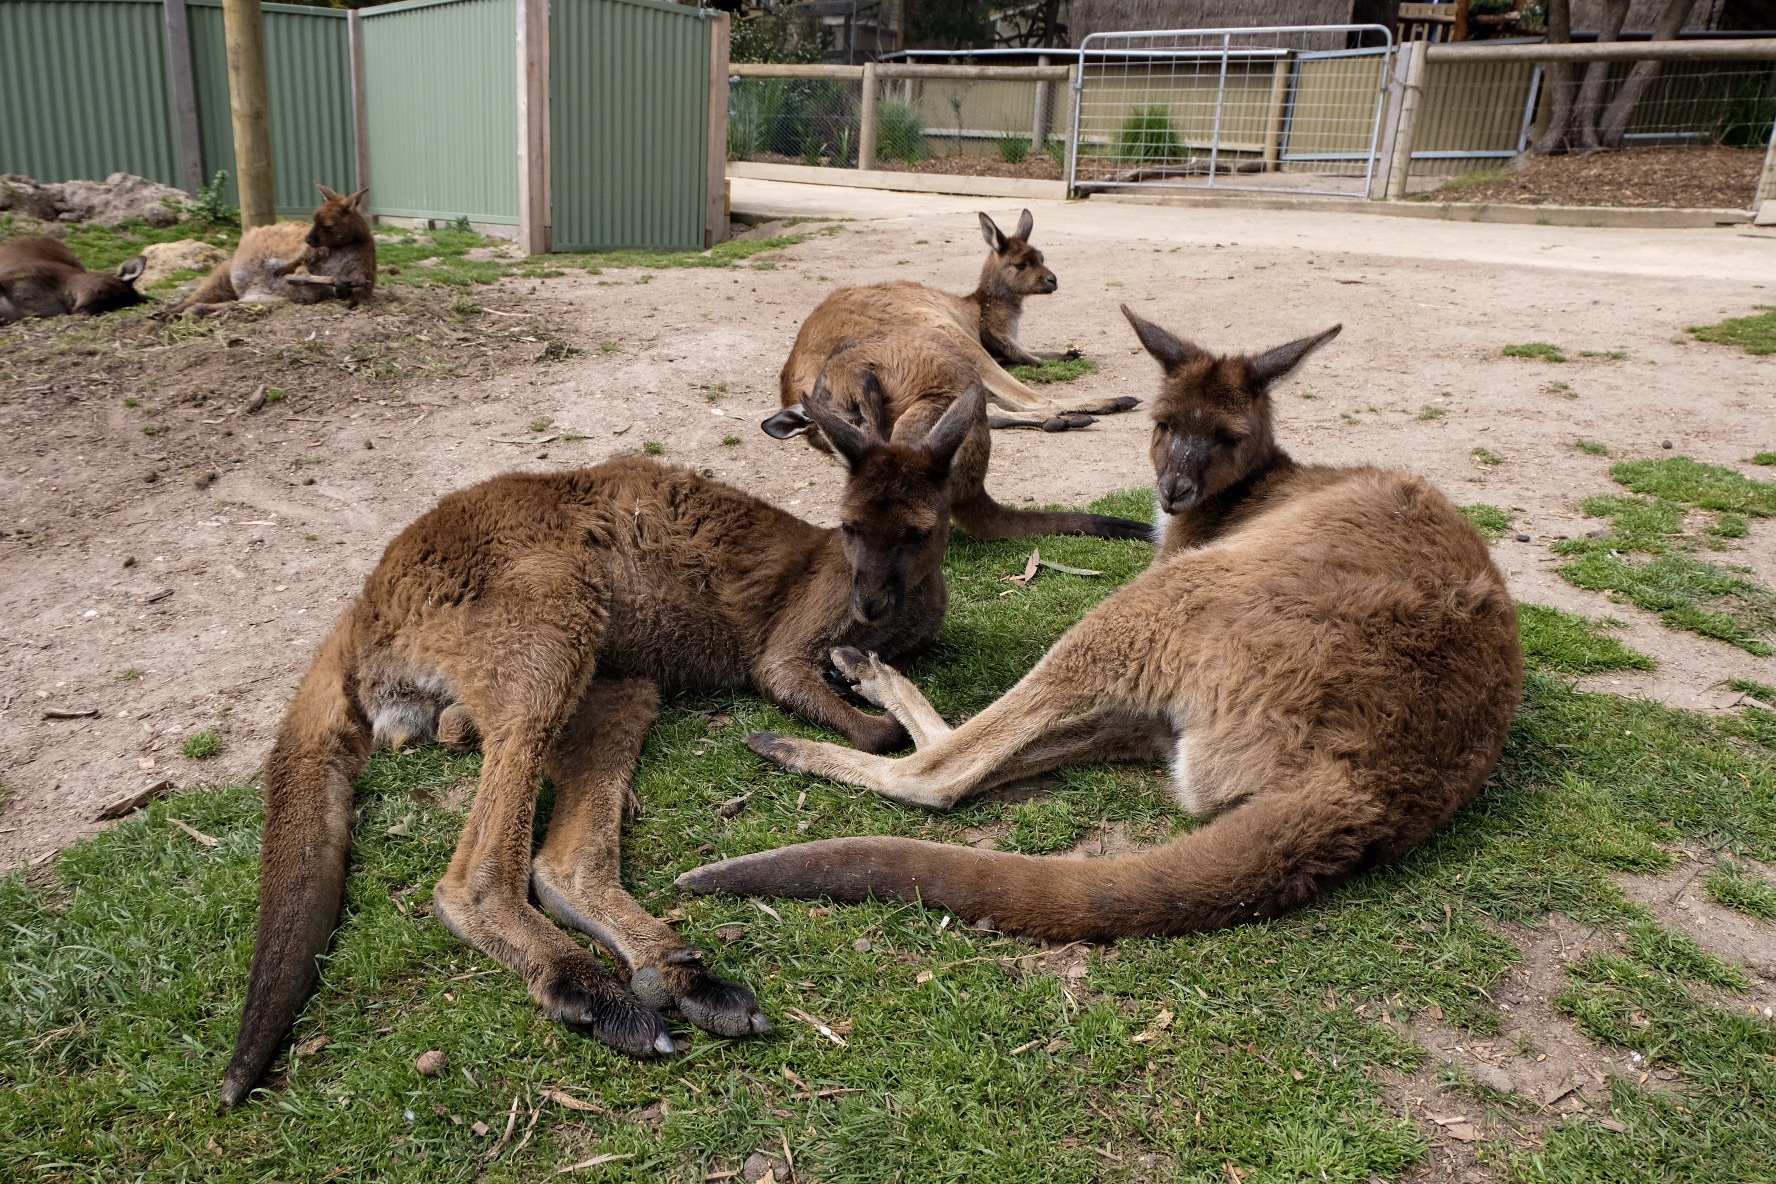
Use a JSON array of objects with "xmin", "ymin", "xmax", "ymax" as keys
[{"xmin": 1, "ymin": 172, "xmax": 190, "ymax": 228}]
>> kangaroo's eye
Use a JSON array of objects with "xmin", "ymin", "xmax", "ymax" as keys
[
  {"xmin": 1014, "ymin": 261, "xmax": 1028, "ymax": 270},
  {"xmin": 841, "ymin": 524, "xmax": 860, "ymax": 538}
]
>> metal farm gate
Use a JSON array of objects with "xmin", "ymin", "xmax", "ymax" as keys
[{"xmin": 1070, "ymin": 25, "xmax": 1396, "ymax": 199}]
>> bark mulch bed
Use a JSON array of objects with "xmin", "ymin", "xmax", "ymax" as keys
[
  {"xmin": 1432, "ymin": 146, "xmax": 1764, "ymax": 210},
  {"xmin": 743, "ymin": 152, "xmax": 1064, "ymax": 180}
]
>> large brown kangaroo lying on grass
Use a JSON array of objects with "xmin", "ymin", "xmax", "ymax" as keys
[
  {"xmin": 166, "ymin": 184, "xmax": 375, "ymax": 318},
  {"xmin": 764, "ymin": 326, "xmax": 1150, "ymax": 541},
  {"xmin": 782, "ymin": 209, "xmax": 1139, "ymax": 426},
  {"xmin": 679, "ymin": 309, "xmax": 1524, "ymax": 939},
  {"xmin": 221, "ymin": 385, "xmax": 979, "ymax": 1106}
]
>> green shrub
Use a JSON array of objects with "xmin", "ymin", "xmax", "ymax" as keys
[
  {"xmin": 187, "ymin": 170, "xmax": 238, "ymax": 227},
  {"xmin": 997, "ymin": 133, "xmax": 1030, "ymax": 164},
  {"xmin": 1115, "ymin": 105, "xmax": 1184, "ymax": 166},
  {"xmin": 728, "ymin": 78, "xmax": 789, "ymax": 160},
  {"xmin": 876, "ymin": 100, "xmax": 927, "ymax": 164},
  {"xmin": 180, "ymin": 730, "xmax": 221, "ymax": 760}
]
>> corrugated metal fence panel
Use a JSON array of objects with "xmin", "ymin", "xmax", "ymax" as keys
[
  {"xmin": 551, "ymin": 0, "xmax": 710, "ymax": 250},
  {"xmin": 187, "ymin": 0, "xmax": 352, "ymax": 216},
  {"xmin": 0, "ymin": 0, "xmax": 179, "ymax": 186},
  {"xmin": 361, "ymin": 0, "xmax": 518, "ymax": 224}
]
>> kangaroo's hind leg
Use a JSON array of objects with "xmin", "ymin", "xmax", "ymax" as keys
[
  {"xmin": 533, "ymin": 679, "xmax": 771, "ymax": 1039},
  {"xmin": 424, "ymin": 561, "xmax": 677, "ymax": 1060}
]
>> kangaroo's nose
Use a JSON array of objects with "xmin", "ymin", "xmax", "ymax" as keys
[
  {"xmin": 1041, "ymin": 275, "xmax": 1058, "ymax": 293},
  {"xmin": 1159, "ymin": 475, "xmax": 1198, "ymax": 514}
]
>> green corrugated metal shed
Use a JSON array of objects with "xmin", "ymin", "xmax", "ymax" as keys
[
  {"xmin": 551, "ymin": 0, "xmax": 714, "ymax": 250},
  {"xmin": 186, "ymin": 0, "xmax": 355, "ymax": 215},
  {"xmin": 0, "ymin": 0, "xmax": 181, "ymax": 187},
  {"xmin": 361, "ymin": 0, "xmax": 519, "ymax": 224}
]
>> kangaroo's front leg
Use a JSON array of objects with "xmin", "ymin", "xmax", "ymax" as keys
[
  {"xmin": 754, "ymin": 646, "xmax": 908, "ymax": 755},
  {"xmin": 533, "ymin": 679, "xmax": 771, "ymax": 1040}
]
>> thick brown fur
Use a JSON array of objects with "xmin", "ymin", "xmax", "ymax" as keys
[
  {"xmin": 680, "ymin": 310, "xmax": 1525, "ymax": 945},
  {"xmin": 166, "ymin": 184, "xmax": 375, "ymax": 318},
  {"xmin": 780, "ymin": 209, "xmax": 1139, "ymax": 422},
  {"xmin": 0, "ymin": 236, "xmax": 145, "ymax": 325},
  {"xmin": 222, "ymin": 388, "xmax": 979, "ymax": 1106}
]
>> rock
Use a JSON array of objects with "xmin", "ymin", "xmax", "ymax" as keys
[
  {"xmin": 138, "ymin": 240, "xmax": 228, "ymax": 290},
  {"xmin": 1661, "ymin": 439, "xmax": 1674, "ymax": 449},
  {"xmin": 1473, "ymin": 1062, "xmax": 1515, "ymax": 1094},
  {"xmin": 0, "ymin": 172, "xmax": 188, "ymax": 227},
  {"xmin": 852, "ymin": 937, "xmax": 872, "ymax": 952},
  {"xmin": 416, "ymin": 1049, "xmax": 447, "ymax": 1077},
  {"xmin": 1514, "ymin": 533, "xmax": 1531, "ymax": 542},
  {"xmin": 742, "ymin": 1152, "xmax": 789, "ymax": 1183}
]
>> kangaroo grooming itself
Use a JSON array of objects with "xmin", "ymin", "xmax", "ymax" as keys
[
  {"xmin": 764, "ymin": 327, "xmax": 1150, "ymax": 542},
  {"xmin": 166, "ymin": 184, "xmax": 375, "ymax": 318},
  {"xmin": 679, "ymin": 309, "xmax": 1524, "ymax": 940},
  {"xmin": 781, "ymin": 209, "xmax": 1139, "ymax": 426},
  {"xmin": 0, "ymin": 236, "xmax": 146, "ymax": 325},
  {"xmin": 221, "ymin": 386, "xmax": 977, "ymax": 1106}
]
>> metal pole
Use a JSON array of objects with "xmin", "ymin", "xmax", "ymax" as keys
[
  {"xmin": 1032, "ymin": 53, "xmax": 1050, "ymax": 151},
  {"xmin": 1262, "ymin": 51, "xmax": 1292, "ymax": 172},
  {"xmin": 347, "ymin": 10, "xmax": 371, "ymax": 197},
  {"xmin": 221, "ymin": 0, "xmax": 277, "ymax": 227},
  {"xmin": 1207, "ymin": 33, "xmax": 1230, "ymax": 188},
  {"xmin": 1755, "ymin": 117, "xmax": 1776, "ymax": 214},
  {"xmin": 163, "ymin": 0, "xmax": 204, "ymax": 196},
  {"xmin": 858, "ymin": 60, "xmax": 878, "ymax": 170},
  {"xmin": 1067, "ymin": 56, "xmax": 1083, "ymax": 196}
]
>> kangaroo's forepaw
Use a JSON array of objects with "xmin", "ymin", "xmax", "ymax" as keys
[
  {"xmin": 632, "ymin": 954, "xmax": 772, "ymax": 1039},
  {"xmin": 830, "ymin": 647, "xmax": 888, "ymax": 706},
  {"xmin": 436, "ymin": 703, "xmax": 480, "ymax": 752},
  {"xmin": 536, "ymin": 953, "xmax": 676, "ymax": 1058}
]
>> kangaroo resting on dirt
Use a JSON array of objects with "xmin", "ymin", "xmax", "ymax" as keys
[
  {"xmin": 166, "ymin": 184, "xmax": 375, "ymax": 318},
  {"xmin": 781, "ymin": 209, "xmax": 1139, "ymax": 427},
  {"xmin": 221, "ymin": 385, "xmax": 978, "ymax": 1106},
  {"xmin": 679, "ymin": 309, "xmax": 1524, "ymax": 940},
  {"xmin": 764, "ymin": 326, "xmax": 1150, "ymax": 541},
  {"xmin": 0, "ymin": 236, "xmax": 145, "ymax": 325}
]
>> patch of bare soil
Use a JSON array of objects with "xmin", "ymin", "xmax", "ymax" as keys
[
  {"xmin": 1436, "ymin": 147, "xmax": 1763, "ymax": 210},
  {"xmin": 746, "ymin": 151, "xmax": 1064, "ymax": 180}
]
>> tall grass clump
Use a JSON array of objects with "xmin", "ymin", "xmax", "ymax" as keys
[
  {"xmin": 876, "ymin": 100, "xmax": 927, "ymax": 163},
  {"xmin": 728, "ymin": 78, "xmax": 789, "ymax": 160},
  {"xmin": 997, "ymin": 133, "xmax": 1030, "ymax": 164},
  {"xmin": 1115, "ymin": 105, "xmax": 1184, "ymax": 165}
]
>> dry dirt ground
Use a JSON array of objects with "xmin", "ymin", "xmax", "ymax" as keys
[
  {"xmin": 2, "ymin": 185, "xmax": 1773, "ymax": 872},
  {"xmin": 1434, "ymin": 146, "xmax": 1767, "ymax": 210}
]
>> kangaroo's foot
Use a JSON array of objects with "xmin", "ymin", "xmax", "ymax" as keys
[
  {"xmin": 431, "ymin": 884, "xmax": 675, "ymax": 1058},
  {"xmin": 630, "ymin": 949, "xmax": 772, "ymax": 1039},
  {"xmin": 831, "ymin": 648, "xmax": 952, "ymax": 749},
  {"xmin": 436, "ymin": 703, "xmax": 480, "ymax": 752}
]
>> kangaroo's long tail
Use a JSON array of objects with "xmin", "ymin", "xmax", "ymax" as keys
[
  {"xmin": 950, "ymin": 489, "xmax": 1153, "ymax": 544},
  {"xmin": 221, "ymin": 626, "xmax": 372, "ymax": 1105},
  {"xmin": 677, "ymin": 786, "xmax": 1381, "ymax": 941}
]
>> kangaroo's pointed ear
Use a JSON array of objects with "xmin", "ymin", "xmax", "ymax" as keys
[
  {"xmin": 921, "ymin": 381, "xmax": 983, "ymax": 473},
  {"xmin": 761, "ymin": 404, "xmax": 811, "ymax": 440},
  {"xmin": 316, "ymin": 182, "xmax": 343, "ymax": 203},
  {"xmin": 1121, "ymin": 304, "xmax": 1203, "ymax": 372},
  {"xmin": 804, "ymin": 375, "xmax": 873, "ymax": 469},
  {"xmin": 348, "ymin": 187, "xmax": 370, "ymax": 211},
  {"xmin": 1250, "ymin": 324, "xmax": 1341, "ymax": 392},
  {"xmin": 978, "ymin": 211, "xmax": 1007, "ymax": 253},
  {"xmin": 856, "ymin": 367, "xmax": 891, "ymax": 437},
  {"xmin": 1012, "ymin": 208, "xmax": 1034, "ymax": 241},
  {"xmin": 116, "ymin": 256, "xmax": 146, "ymax": 285}
]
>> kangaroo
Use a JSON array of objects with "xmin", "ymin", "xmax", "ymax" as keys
[
  {"xmin": 0, "ymin": 236, "xmax": 145, "ymax": 325},
  {"xmin": 679, "ymin": 308, "xmax": 1524, "ymax": 941},
  {"xmin": 166, "ymin": 183, "xmax": 375, "ymax": 318},
  {"xmin": 781, "ymin": 209, "xmax": 1139, "ymax": 426},
  {"xmin": 763, "ymin": 327, "xmax": 1150, "ymax": 542},
  {"xmin": 220, "ymin": 383, "xmax": 979, "ymax": 1106}
]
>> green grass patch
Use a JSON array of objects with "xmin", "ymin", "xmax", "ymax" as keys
[
  {"xmin": 642, "ymin": 441, "xmax": 664, "ymax": 456},
  {"xmin": 1502, "ymin": 342, "xmax": 1568, "ymax": 363},
  {"xmin": 1516, "ymin": 603, "xmax": 1656, "ymax": 674},
  {"xmin": 4, "ymin": 492, "xmax": 1774, "ymax": 1182},
  {"xmin": 1704, "ymin": 860, "xmax": 1776, "ymax": 921},
  {"xmin": 1575, "ymin": 440, "xmax": 1609, "ymax": 456},
  {"xmin": 1417, "ymin": 404, "xmax": 1447, "ymax": 421},
  {"xmin": 0, "ymin": 213, "xmax": 239, "ymax": 274},
  {"xmin": 1554, "ymin": 458, "xmax": 1776, "ymax": 655},
  {"xmin": 1750, "ymin": 453, "xmax": 1776, "ymax": 467},
  {"xmin": 180, "ymin": 730, "xmax": 222, "ymax": 760},
  {"xmin": 1688, "ymin": 306, "xmax": 1776, "ymax": 356},
  {"xmin": 1472, "ymin": 447, "xmax": 1505, "ymax": 467},
  {"xmin": 1007, "ymin": 356, "xmax": 1099, "ymax": 385},
  {"xmin": 1440, "ymin": 166, "xmax": 1511, "ymax": 192},
  {"xmin": 1457, "ymin": 503, "xmax": 1513, "ymax": 541}
]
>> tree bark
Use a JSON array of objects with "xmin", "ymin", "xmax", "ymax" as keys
[
  {"xmin": 1576, "ymin": 0, "xmax": 1630, "ymax": 151},
  {"xmin": 1597, "ymin": 0, "xmax": 1701, "ymax": 148},
  {"xmin": 1529, "ymin": 0, "xmax": 1577, "ymax": 156}
]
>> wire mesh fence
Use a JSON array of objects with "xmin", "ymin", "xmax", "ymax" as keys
[
  {"xmin": 1070, "ymin": 26, "xmax": 1396, "ymax": 198},
  {"xmin": 728, "ymin": 76, "xmax": 866, "ymax": 169}
]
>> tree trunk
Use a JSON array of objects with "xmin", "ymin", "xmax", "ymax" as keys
[
  {"xmin": 1576, "ymin": 0, "xmax": 1630, "ymax": 151},
  {"xmin": 1597, "ymin": 0, "xmax": 1701, "ymax": 148},
  {"xmin": 1529, "ymin": 0, "xmax": 1576, "ymax": 156}
]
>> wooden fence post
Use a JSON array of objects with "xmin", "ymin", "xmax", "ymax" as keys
[
  {"xmin": 1385, "ymin": 39, "xmax": 1427, "ymax": 200},
  {"xmin": 516, "ymin": 0, "xmax": 550, "ymax": 254},
  {"xmin": 163, "ymin": 0, "xmax": 204, "ymax": 196},
  {"xmin": 858, "ymin": 60, "xmax": 878, "ymax": 171},
  {"xmin": 1031, "ymin": 53, "xmax": 1050, "ymax": 151},
  {"xmin": 347, "ymin": 9, "xmax": 371, "ymax": 198},
  {"xmin": 707, "ymin": 11, "xmax": 730, "ymax": 247},
  {"xmin": 221, "ymin": 0, "xmax": 277, "ymax": 227},
  {"xmin": 1262, "ymin": 51, "xmax": 1293, "ymax": 172}
]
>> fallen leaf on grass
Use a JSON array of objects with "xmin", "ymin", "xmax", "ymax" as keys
[
  {"xmin": 558, "ymin": 1152, "xmax": 635, "ymax": 1173},
  {"xmin": 293, "ymin": 1035, "xmax": 329, "ymax": 1057},
  {"xmin": 1002, "ymin": 548, "xmax": 1042, "ymax": 587},
  {"xmin": 1599, "ymin": 1117, "xmax": 1628, "ymax": 1133},
  {"xmin": 915, "ymin": 970, "xmax": 934, "ymax": 984},
  {"xmin": 1038, "ymin": 557, "xmax": 1102, "ymax": 576},
  {"xmin": 752, "ymin": 899, "xmax": 782, "ymax": 922},
  {"xmin": 482, "ymin": 1095, "xmax": 519, "ymax": 1160}
]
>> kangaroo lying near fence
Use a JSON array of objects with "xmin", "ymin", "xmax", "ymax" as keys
[
  {"xmin": 680, "ymin": 309, "xmax": 1524, "ymax": 940},
  {"xmin": 0, "ymin": 236, "xmax": 145, "ymax": 325},
  {"xmin": 782, "ymin": 209, "xmax": 1139, "ymax": 427},
  {"xmin": 221, "ymin": 386, "xmax": 977, "ymax": 1106},
  {"xmin": 165, "ymin": 184, "xmax": 375, "ymax": 318},
  {"xmin": 764, "ymin": 327, "xmax": 1150, "ymax": 541}
]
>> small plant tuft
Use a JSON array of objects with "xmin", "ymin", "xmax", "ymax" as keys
[
  {"xmin": 721, "ymin": 435, "xmax": 742, "ymax": 447},
  {"xmin": 1417, "ymin": 405, "xmax": 1446, "ymax": 421},
  {"xmin": 1008, "ymin": 357, "xmax": 1099, "ymax": 385},
  {"xmin": 1114, "ymin": 105, "xmax": 1184, "ymax": 165},
  {"xmin": 186, "ymin": 170, "xmax": 239, "ymax": 226},
  {"xmin": 1457, "ymin": 503, "xmax": 1513, "ymax": 541},
  {"xmin": 1705, "ymin": 860, "xmax": 1776, "ymax": 921},
  {"xmin": 996, "ymin": 134, "xmax": 1030, "ymax": 164},
  {"xmin": 180, "ymin": 730, "xmax": 221, "ymax": 760},
  {"xmin": 642, "ymin": 440, "xmax": 664, "ymax": 456},
  {"xmin": 1503, "ymin": 342, "xmax": 1568, "ymax": 363},
  {"xmin": 535, "ymin": 340, "xmax": 582, "ymax": 363},
  {"xmin": 1472, "ymin": 447, "xmax": 1505, "ymax": 467},
  {"xmin": 1575, "ymin": 440, "xmax": 1610, "ymax": 456},
  {"xmin": 117, "ymin": 668, "xmax": 142, "ymax": 681}
]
